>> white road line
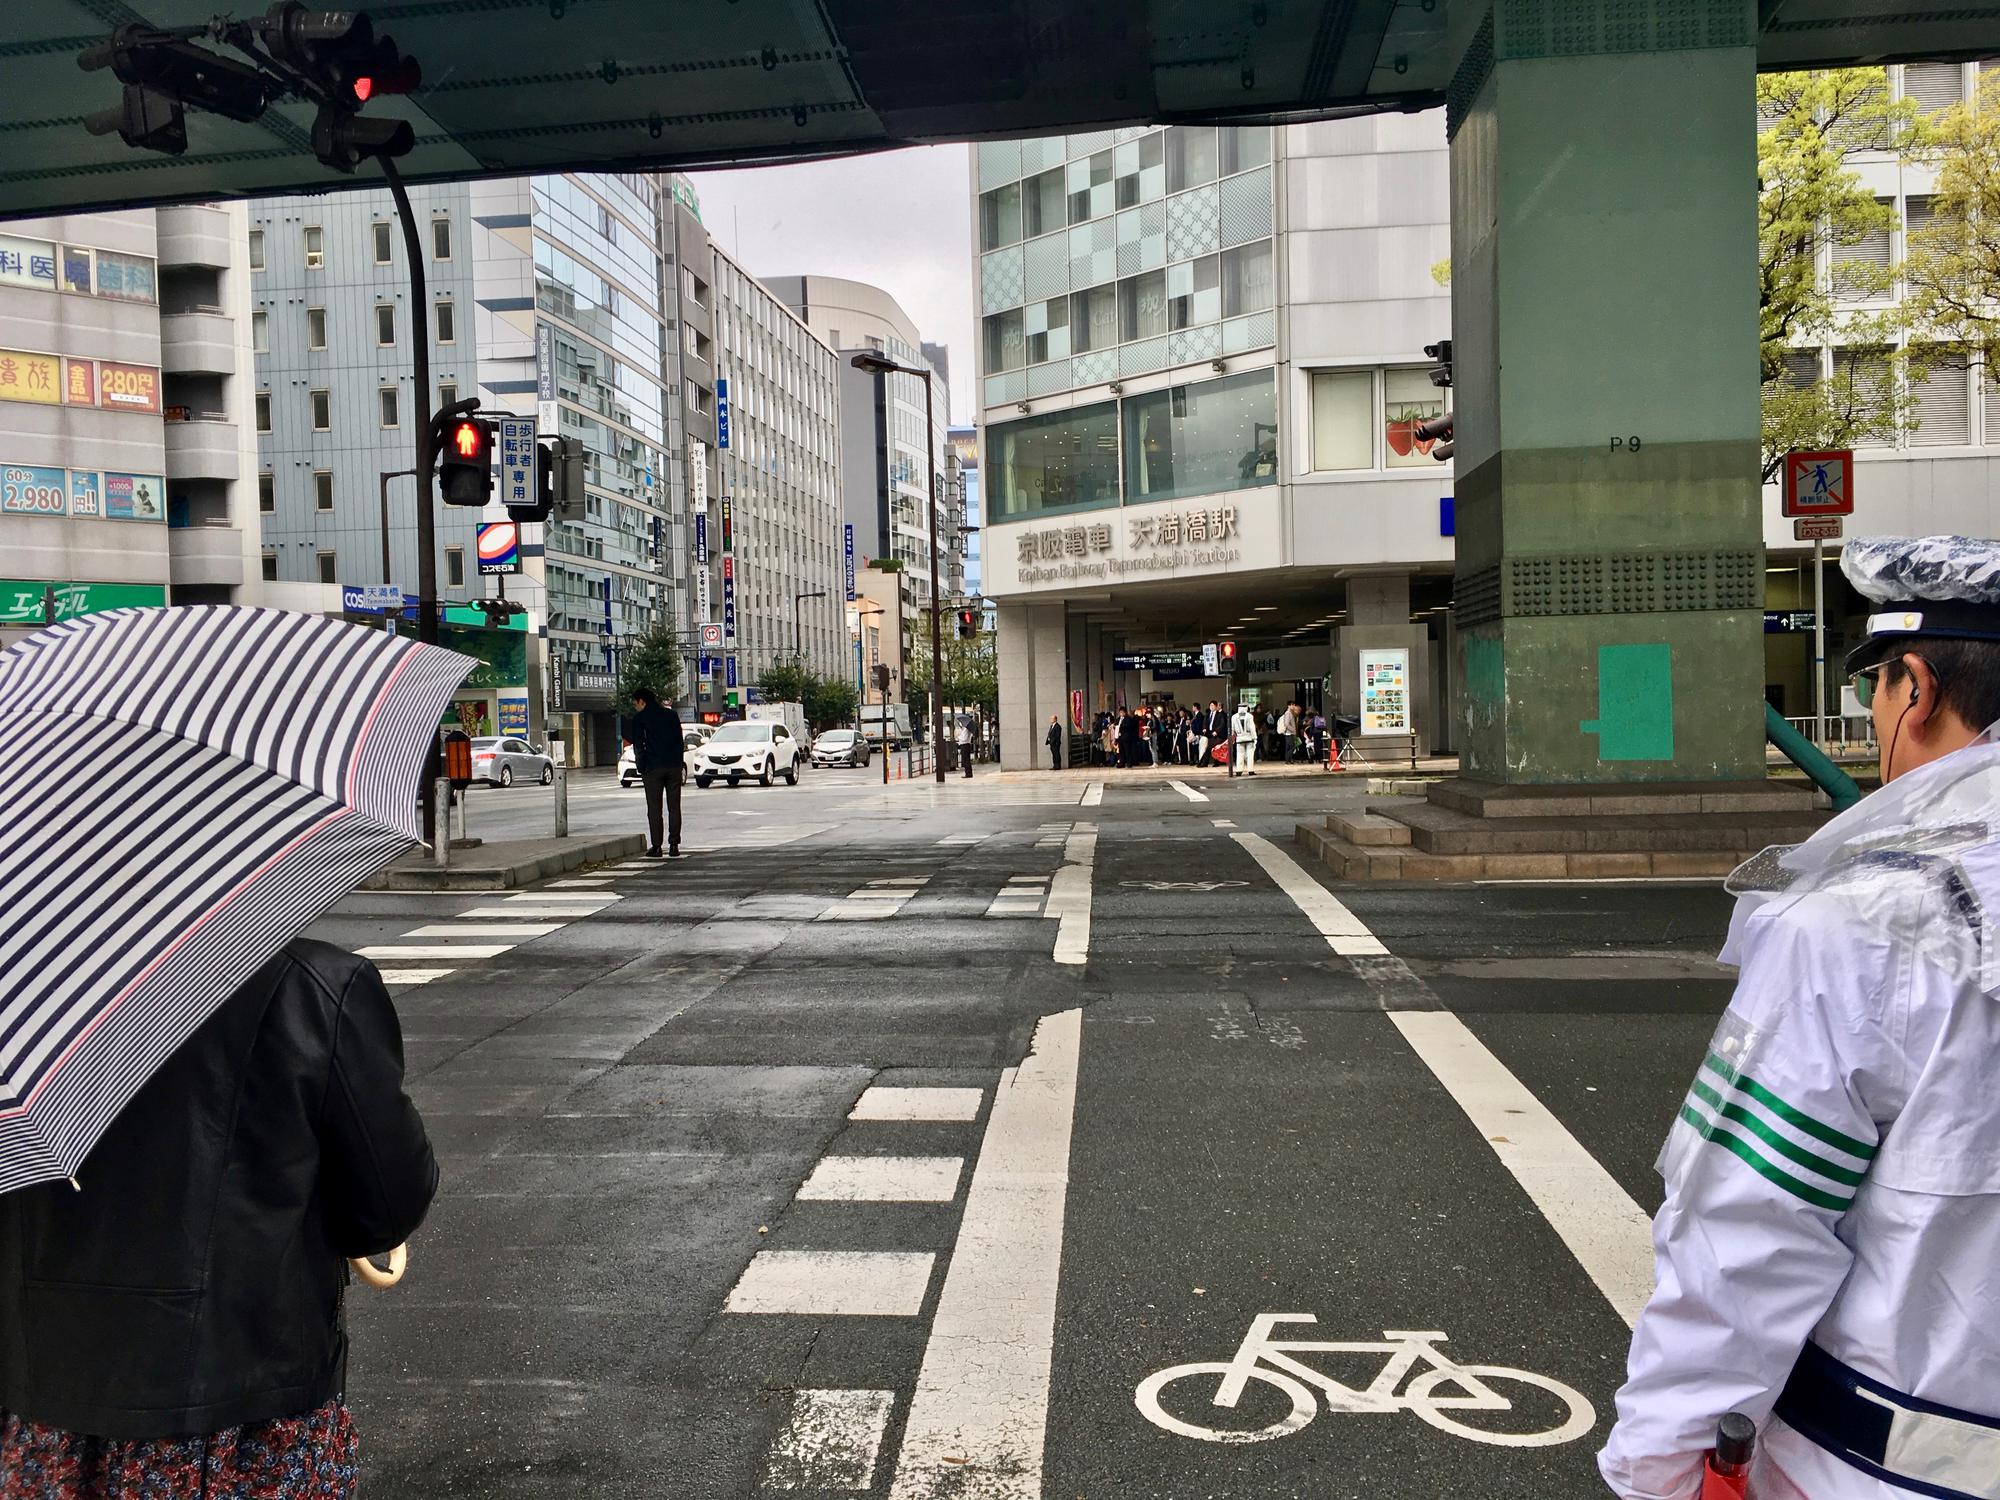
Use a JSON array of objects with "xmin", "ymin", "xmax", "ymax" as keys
[
  {"xmin": 796, "ymin": 1155, "xmax": 965, "ymax": 1203},
  {"xmin": 1080, "ymin": 781, "xmax": 1104, "ymax": 807},
  {"xmin": 1211, "ymin": 818, "xmax": 1236, "ymax": 828},
  {"xmin": 402, "ymin": 923, "xmax": 564, "ymax": 939},
  {"xmin": 764, "ymin": 1389, "xmax": 896, "ymax": 1491},
  {"xmin": 453, "ymin": 905, "xmax": 608, "ymax": 920},
  {"xmin": 889, "ymin": 1009, "xmax": 1081, "ymax": 1500},
  {"xmin": 548, "ymin": 878, "xmax": 615, "ymax": 888},
  {"xmin": 850, "ymin": 1086, "xmax": 984, "ymax": 1122},
  {"xmin": 377, "ymin": 968, "xmax": 453, "ymax": 986},
  {"xmin": 1389, "ymin": 1011, "xmax": 1655, "ymax": 1327},
  {"xmin": 1169, "ymin": 779, "xmax": 1210, "ymax": 803},
  {"xmin": 1007, "ymin": 875, "xmax": 1048, "ymax": 885},
  {"xmin": 1231, "ymin": 831, "xmax": 1388, "ymax": 956},
  {"xmin": 726, "ymin": 1250, "xmax": 935, "ymax": 1317},
  {"xmin": 501, "ymin": 891, "xmax": 619, "ymax": 905},
  {"xmin": 1048, "ymin": 825, "xmax": 1096, "ymax": 966},
  {"xmin": 356, "ymin": 943, "xmax": 514, "ymax": 961}
]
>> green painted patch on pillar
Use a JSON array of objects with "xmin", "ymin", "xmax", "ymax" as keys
[
  {"xmin": 1580, "ymin": 643, "xmax": 1674, "ymax": 761},
  {"xmin": 1465, "ymin": 633, "xmax": 1504, "ymax": 703}
]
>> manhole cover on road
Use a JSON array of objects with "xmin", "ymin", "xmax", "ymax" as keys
[{"xmin": 1119, "ymin": 880, "xmax": 1249, "ymax": 892}]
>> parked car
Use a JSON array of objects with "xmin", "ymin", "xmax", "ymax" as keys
[
  {"xmin": 690, "ymin": 720, "xmax": 804, "ymax": 788},
  {"xmin": 810, "ymin": 728, "xmax": 872, "ymax": 768},
  {"xmin": 618, "ymin": 726, "xmax": 709, "ymax": 788},
  {"xmin": 472, "ymin": 736, "xmax": 553, "ymax": 788}
]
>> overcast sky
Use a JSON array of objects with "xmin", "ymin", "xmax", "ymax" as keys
[{"xmin": 687, "ymin": 145, "xmax": 977, "ymax": 420}]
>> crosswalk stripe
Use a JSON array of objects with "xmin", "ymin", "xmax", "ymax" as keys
[
  {"xmin": 796, "ymin": 1155, "xmax": 965, "ymax": 1203},
  {"xmin": 377, "ymin": 968, "xmax": 453, "ymax": 986},
  {"xmin": 726, "ymin": 1250, "xmax": 935, "ymax": 1317},
  {"xmin": 402, "ymin": 923, "xmax": 563, "ymax": 939},
  {"xmin": 1231, "ymin": 831, "xmax": 1386, "ymax": 956},
  {"xmin": 453, "ymin": 905, "xmax": 603, "ymax": 920},
  {"xmin": 357, "ymin": 943, "xmax": 514, "ymax": 960},
  {"xmin": 849, "ymin": 1086, "xmax": 983, "ymax": 1122},
  {"xmin": 763, "ymin": 1389, "xmax": 896, "ymax": 1492}
]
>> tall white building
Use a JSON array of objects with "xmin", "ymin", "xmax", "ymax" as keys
[{"xmin": 1, "ymin": 204, "xmax": 261, "ymax": 648}]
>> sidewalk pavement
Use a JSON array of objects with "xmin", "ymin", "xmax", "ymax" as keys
[
  {"xmin": 362, "ymin": 831, "xmax": 646, "ymax": 891},
  {"xmin": 996, "ymin": 756, "xmax": 1460, "ymax": 784}
]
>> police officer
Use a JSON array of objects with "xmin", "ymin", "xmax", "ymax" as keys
[{"xmin": 1601, "ymin": 536, "xmax": 2000, "ymax": 1500}]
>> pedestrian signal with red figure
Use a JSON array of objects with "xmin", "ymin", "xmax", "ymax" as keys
[{"xmin": 1700, "ymin": 1412, "xmax": 1755, "ymax": 1499}]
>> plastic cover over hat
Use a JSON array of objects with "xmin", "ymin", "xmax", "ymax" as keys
[{"xmin": 1841, "ymin": 536, "xmax": 2000, "ymax": 672}]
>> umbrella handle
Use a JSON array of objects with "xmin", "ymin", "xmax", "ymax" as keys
[{"xmin": 349, "ymin": 1243, "xmax": 408, "ymax": 1288}]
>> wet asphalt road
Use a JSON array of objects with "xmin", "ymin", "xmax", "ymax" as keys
[{"xmin": 303, "ymin": 767, "xmax": 1737, "ymax": 1499}]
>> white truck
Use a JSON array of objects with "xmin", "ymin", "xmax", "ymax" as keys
[
  {"xmin": 858, "ymin": 702, "xmax": 912, "ymax": 749},
  {"xmin": 747, "ymin": 700, "xmax": 809, "ymax": 743}
]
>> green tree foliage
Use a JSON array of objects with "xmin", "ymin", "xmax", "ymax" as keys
[
  {"xmin": 805, "ymin": 673, "xmax": 859, "ymax": 730},
  {"xmin": 1756, "ymin": 70, "xmax": 1920, "ymax": 479},
  {"xmin": 1903, "ymin": 69, "xmax": 2000, "ymax": 386},
  {"xmin": 904, "ymin": 628, "xmax": 998, "ymax": 727},
  {"xmin": 755, "ymin": 659, "xmax": 814, "ymax": 707},
  {"xmin": 615, "ymin": 624, "xmax": 682, "ymax": 706}
]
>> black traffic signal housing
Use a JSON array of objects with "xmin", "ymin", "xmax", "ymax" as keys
[
  {"xmin": 1415, "ymin": 413, "xmax": 1454, "ymax": 463},
  {"xmin": 437, "ymin": 415, "xmax": 494, "ymax": 508},
  {"xmin": 79, "ymin": 23, "xmax": 275, "ymax": 155},
  {"xmin": 1217, "ymin": 640, "xmax": 1239, "ymax": 670},
  {"xmin": 871, "ymin": 663, "xmax": 892, "ymax": 693},
  {"xmin": 260, "ymin": 3, "xmax": 420, "ymax": 171},
  {"xmin": 1424, "ymin": 339, "xmax": 1453, "ymax": 390},
  {"xmin": 512, "ymin": 436, "xmax": 585, "ymax": 525},
  {"xmin": 955, "ymin": 608, "xmax": 978, "ymax": 639}
]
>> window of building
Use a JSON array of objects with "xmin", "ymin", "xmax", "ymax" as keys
[
  {"xmin": 1118, "ymin": 269, "xmax": 1168, "ymax": 343},
  {"xmin": 979, "ymin": 181, "xmax": 1023, "ymax": 252},
  {"xmin": 1901, "ymin": 61, "xmax": 1964, "ymax": 115},
  {"xmin": 1833, "ymin": 347, "xmax": 1895, "ymax": 445},
  {"xmin": 1023, "ymin": 167, "xmax": 1067, "ymax": 238},
  {"xmin": 1909, "ymin": 351, "xmax": 1971, "ymax": 446},
  {"xmin": 1220, "ymin": 126, "xmax": 1272, "ymax": 175},
  {"xmin": 1168, "ymin": 255, "xmax": 1222, "ymax": 329},
  {"xmin": 258, "ymin": 472, "xmax": 274, "ymax": 513},
  {"xmin": 261, "ymin": 551, "xmax": 277, "ymax": 581},
  {"xmin": 989, "ymin": 401, "xmax": 1121, "ymax": 521},
  {"xmin": 307, "ymin": 306, "xmax": 326, "ymax": 350},
  {"xmin": 314, "ymin": 470, "xmax": 334, "ymax": 511},
  {"xmin": 1309, "ymin": 369, "xmax": 1374, "ymax": 471},
  {"xmin": 379, "ymin": 385, "xmax": 399, "ymax": 428},
  {"xmin": 435, "ymin": 299, "xmax": 455, "ymax": 344},
  {"xmin": 1167, "ymin": 126, "xmax": 1219, "ymax": 191},
  {"xmin": 255, "ymin": 392, "xmax": 271, "ymax": 433},
  {"xmin": 247, "ymin": 229, "xmax": 265, "ymax": 271},
  {"xmin": 375, "ymin": 304, "xmax": 395, "ymax": 346},
  {"xmin": 317, "ymin": 551, "xmax": 337, "ymax": 584},
  {"xmin": 1383, "ymin": 368, "xmax": 1449, "ymax": 468},
  {"xmin": 1222, "ymin": 240, "xmax": 1275, "ymax": 317},
  {"xmin": 1834, "ymin": 201, "xmax": 1894, "ymax": 301},
  {"xmin": 252, "ymin": 309, "xmax": 268, "ymax": 352},
  {"xmin": 1067, "ymin": 150, "xmax": 1116, "ymax": 226},
  {"xmin": 683, "ymin": 269, "xmax": 708, "ymax": 307},
  {"xmin": 446, "ymin": 547, "xmax": 465, "ymax": 587},
  {"xmin": 372, "ymin": 221, "xmax": 393, "ymax": 265},
  {"xmin": 431, "ymin": 217, "xmax": 451, "ymax": 260},
  {"xmin": 438, "ymin": 381, "xmax": 456, "ymax": 411},
  {"xmin": 1026, "ymin": 295, "xmax": 1070, "ymax": 364},
  {"xmin": 1124, "ymin": 370, "xmax": 1277, "ymax": 503},
  {"xmin": 303, "ymin": 226, "xmax": 324, "ymax": 269},
  {"xmin": 983, "ymin": 308, "xmax": 1026, "ymax": 373},
  {"xmin": 1069, "ymin": 283, "xmax": 1118, "ymax": 353},
  {"xmin": 311, "ymin": 389, "xmax": 331, "ymax": 430}
]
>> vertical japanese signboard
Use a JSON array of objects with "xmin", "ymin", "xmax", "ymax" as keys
[
  {"xmin": 722, "ymin": 555, "xmax": 736, "ymax": 641},
  {"xmin": 536, "ymin": 322, "xmax": 557, "ymax": 433},
  {"xmin": 693, "ymin": 512, "xmax": 711, "ymax": 621},
  {"xmin": 497, "ymin": 416, "xmax": 536, "ymax": 512},
  {"xmin": 715, "ymin": 377, "xmax": 730, "ymax": 449},
  {"xmin": 844, "ymin": 523, "xmax": 856, "ymax": 600},
  {"xmin": 688, "ymin": 438, "xmax": 707, "ymax": 514}
]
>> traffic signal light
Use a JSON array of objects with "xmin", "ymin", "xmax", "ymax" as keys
[
  {"xmin": 82, "ymin": 85, "xmax": 187, "ymax": 156},
  {"xmin": 512, "ymin": 437, "xmax": 585, "ymax": 525},
  {"xmin": 79, "ymin": 23, "xmax": 275, "ymax": 155},
  {"xmin": 871, "ymin": 663, "xmax": 892, "ymax": 693},
  {"xmin": 955, "ymin": 608, "xmax": 978, "ymax": 639},
  {"xmin": 1424, "ymin": 339, "xmax": 1453, "ymax": 390},
  {"xmin": 437, "ymin": 415, "xmax": 493, "ymax": 507},
  {"xmin": 1218, "ymin": 640, "xmax": 1239, "ymax": 669},
  {"xmin": 1415, "ymin": 413, "xmax": 1454, "ymax": 462},
  {"xmin": 259, "ymin": 3, "xmax": 421, "ymax": 171}
]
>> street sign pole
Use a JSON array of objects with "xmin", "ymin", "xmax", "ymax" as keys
[{"xmin": 1813, "ymin": 537, "xmax": 1826, "ymax": 747}]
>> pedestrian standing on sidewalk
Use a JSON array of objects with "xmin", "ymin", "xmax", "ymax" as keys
[
  {"xmin": 1046, "ymin": 714, "xmax": 1064, "ymax": 770},
  {"xmin": 955, "ymin": 717, "xmax": 974, "ymax": 778},
  {"xmin": 625, "ymin": 686, "xmax": 685, "ymax": 859},
  {"xmin": 1198, "ymin": 701, "xmax": 1224, "ymax": 767},
  {"xmin": 0, "ymin": 944, "xmax": 437, "ymax": 1500},
  {"xmin": 1231, "ymin": 699, "xmax": 1259, "ymax": 776},
  {"xmin": 1277, "ymin": 701, "xmax": 1298, "ymax": 763}
]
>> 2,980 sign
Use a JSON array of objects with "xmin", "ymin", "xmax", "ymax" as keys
[{"xmin": 0, "ymin": 464, "xmax": 66, "ymax": 514}]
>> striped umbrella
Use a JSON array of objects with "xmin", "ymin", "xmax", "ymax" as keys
[{"xmin": 0, "ymin": 606, "xmax": 473, "ymax": 1194}]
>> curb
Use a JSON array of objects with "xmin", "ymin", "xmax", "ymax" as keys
[{"xmin": 362, "ymin": 833, "xmax": 648, "ymax": 891}]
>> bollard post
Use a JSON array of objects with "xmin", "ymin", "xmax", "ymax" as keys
[
  {"xmin": 552, "ymin": 741, "xmax": 569, "ymax": 840},
  {"xmin": 432, "ymin": 779, "xmax": 453, "ymax": 868}
]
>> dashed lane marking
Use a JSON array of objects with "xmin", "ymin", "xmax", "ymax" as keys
[
  {"xmin": 1212, "ymin": 818, "xmax": 1236, "ymax": 828},
  {"xmin": 796, "ymin": 1155, "xmax": 966, "ymax": 1203},
  {"xmin": 378, "ymin": 968, "xmax": 453, "ymax": 986},
  {"xmin": 1230, "ymin": 831, "xmax": 1387, "ymax": 956},
  {"xmin": 889, "ymin": 1009, "xmax": 1081, "ymax": 1498},
  {"xmin": 763, "ymin": 1389, "xmax": 897, "ymax": 1492},
  {"xmin": 818, "ymin": 876, "xmax": 931, "ymax": 922},
  {"xmin": 402, "ymin": 923, "xmax": 565, "ymax": 939},
  {"xmin": 987, "ymin": 872, "xmax": 1050, "ymax": 918},
  {"xmin": 1049, "ymin": 824, "xmax": 1096, "ymax": 966},
  {"xmin": 356, "ymin": 943, "xmax": 514, "ymax": 961},
  {"xmin": 1081, "ymin": 781, "xmax": 1104, "ymax": 807},
  {"xmin": 850, "ymin": 1086, "xmax": 984, "ymax": 1122},
  {"xmin": 452, "ymin": 905, "xmax": 609, "ymax": 920},
  {"xmin": 1169, "ymin": 779, "xmax": 1210, "ymax": 803},
  {"xmin": 726, "ymin": 1250, "xmax": 936, "ymax": 1317}
]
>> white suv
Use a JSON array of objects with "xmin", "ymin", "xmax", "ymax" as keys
[{"xmin": 691, "ymin": 721, "xmax": 803, "ymax": 788}]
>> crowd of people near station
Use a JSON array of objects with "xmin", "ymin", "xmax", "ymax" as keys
[{"xmin": 1081, "ymin": 699, "xmax": 1333, "ymax": 770}]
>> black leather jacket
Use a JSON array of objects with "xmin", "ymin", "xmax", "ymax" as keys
[
  {"xmin": 0, "ymin": 939, "xmax": 436, "ymax": 1439},
  {"xmin": 626, "ymin": 702, "xmax": 685, "ymax": 772}
]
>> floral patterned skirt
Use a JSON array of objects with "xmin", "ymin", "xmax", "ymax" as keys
[{"xmin": 0, "ymin": 1399, "xmax": 356, "ymax": 1500}]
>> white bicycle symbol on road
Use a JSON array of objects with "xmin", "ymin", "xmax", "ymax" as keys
[{"xmin": 1135, "ymin": 1315, "xmax": 1596, "ymax": 1448}]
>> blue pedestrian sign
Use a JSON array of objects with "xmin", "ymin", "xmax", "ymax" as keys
[{"xmin": 498, "ymin": 417, "xmax": 537, "ymax": 512}]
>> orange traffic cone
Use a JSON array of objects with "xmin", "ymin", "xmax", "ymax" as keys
[{"xmin": 1700, "ymin": 1413, "xmax": 1755, "ymax": 1499}]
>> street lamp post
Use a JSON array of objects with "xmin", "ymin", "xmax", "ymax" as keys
[
  {"xmin": 793, "ymin": 589, "xmax": 827, "ymax": 664},
  {"xmin": 852, "ymin": 351, "xmax": 947, "ymax": 784}
]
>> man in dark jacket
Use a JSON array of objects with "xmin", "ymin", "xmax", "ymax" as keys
[
  {"xmin": 0, "ymin": 939, "xmax": 434, "ymax": 1442},
  {"xmin": 626, "ymin": 686, "xmax": 686, "ymax": 858},
  {"xmin": 1046, "ymin": 714, "xmax": 1064, "ymax": 770}
]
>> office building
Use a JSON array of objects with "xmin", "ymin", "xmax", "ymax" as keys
[
  {"xmin": 765, "ymin": 277, "xmax": 955, "ymax": 631},
  {"xmin": 948, "ymin": 424, "xmax": 984, "ymax": 616},
  {"xmin": 1, "ymin": 205, "xmax": 261, "ymax": 647}
]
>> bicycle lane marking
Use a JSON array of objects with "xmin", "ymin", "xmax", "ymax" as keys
[{"xmin": 1242, "ymin": 830, "xmax": 1654, "ymax": 1326}]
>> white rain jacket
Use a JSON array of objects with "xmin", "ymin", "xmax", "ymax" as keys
[
  {"xmin": 1600, "ymin": 736, "xmax": 2000, "ymax": 1500},
  {"xmin": 1231, "ymin": 707, "xmax": 1257, "ymax": 744}
]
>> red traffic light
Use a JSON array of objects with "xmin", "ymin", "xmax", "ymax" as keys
[
  {"xmin": 1218, "ymin": 641, "xmax": 1238, "ymax": 662},
  {"xmin": 452, "ymin": 421, "xmax": 484, "ymax": 458},
  {"xmin": 352, "ymin": 76, "xmax": 372, "ymax": 101}
]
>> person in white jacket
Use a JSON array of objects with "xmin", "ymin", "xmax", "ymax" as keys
[
  {"xmin": 1230, "ymin": 701, "xmax": 1258, "ymax": 777},
  {"xmin": 1599, "ymin": 535, "xmax": 2000, "ymax": 1500}
]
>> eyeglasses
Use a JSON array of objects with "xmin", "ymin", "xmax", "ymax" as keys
[{"xmin": 1851, "ymin": 668, "xmax": 1879, "ymax": 710}]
